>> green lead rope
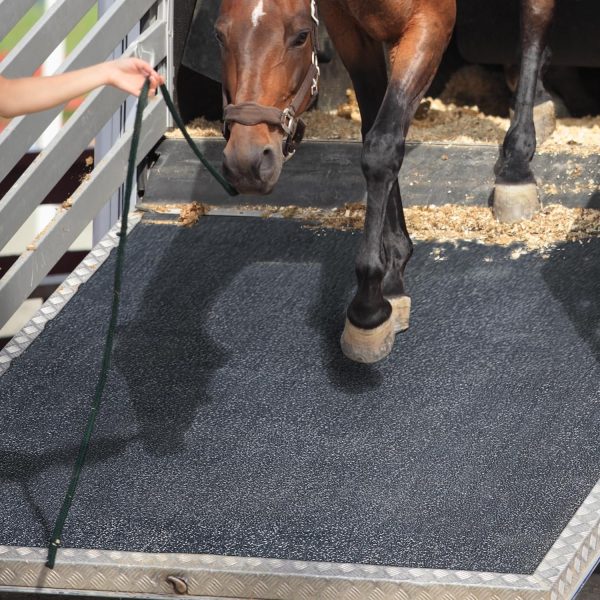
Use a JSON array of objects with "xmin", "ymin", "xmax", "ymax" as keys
[
  {"xmin": 46, "ymin": 80, "xmax": 236, "ymax": 569},
  {"xmin": 160, "ymin": 84, "xmax": 238, "ymax": 197}
]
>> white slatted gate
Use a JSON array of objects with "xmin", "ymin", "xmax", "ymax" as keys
[{"xmin": 0, "ymin": 0, "xmax": 173, "ymax": 331}]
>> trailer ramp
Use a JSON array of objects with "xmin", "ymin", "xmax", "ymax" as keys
[{"xmin": 1, "ymin": 213, "xmax": 599, "ymax": 599}]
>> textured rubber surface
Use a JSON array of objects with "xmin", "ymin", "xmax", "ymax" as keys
[{"xmin": 1, "ymin": 216, "xmax": 600, "ymax": 574}]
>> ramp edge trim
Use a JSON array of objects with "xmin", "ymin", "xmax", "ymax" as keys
[{"xmin": 0, "ymin": 213, "xmax": 142, "ymax": 378}]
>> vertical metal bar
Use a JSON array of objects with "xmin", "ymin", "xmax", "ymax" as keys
[
  {"xmin": 93, "ymin": 0, "xmax": 141, "ymax": 244},
  {"xmin": 36, "ymin": 0, "xmax": 66, "ymax": 151},
  {"xmin": 159, "ymin": 0, "xmax": 174, "ymax": 127}
]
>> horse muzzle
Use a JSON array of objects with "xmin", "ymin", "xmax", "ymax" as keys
[{"xmin": 222, "ymin": 136, "xmax": 284, "ymax": 195}]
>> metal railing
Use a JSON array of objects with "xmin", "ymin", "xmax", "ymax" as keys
[{"xmin": 0, "ymin": 0, "xmax": 172, "ymax": 329}]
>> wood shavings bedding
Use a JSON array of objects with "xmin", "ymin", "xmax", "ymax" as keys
[
  {"xmin": 165, "ymin": 66, "xmax": 600, "ymax": 155},
  {"xmin": 260, "ymin": 203, "xmax": 600, "ymax": 253},
  {"xmin": 145, "ymin": 202, "xmax": 600, "ymax": 254}
]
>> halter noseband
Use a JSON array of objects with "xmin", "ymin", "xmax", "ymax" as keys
[{"xmin": 222, "ymin": 0, "xmax": 320, "ymax": 160}]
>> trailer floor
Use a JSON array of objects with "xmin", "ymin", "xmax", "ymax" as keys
[{"xmin": 1, "ymin": 215, "xmax": 600, "ymax": 581}]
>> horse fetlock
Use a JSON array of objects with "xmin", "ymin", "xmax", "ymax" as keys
[
  {"xmin": 495, "ymin": 149, "xmax": 536, "ymax": 185},
  {"xmin": 493, "ymin": 182, "xmax": 540, "ymax": 223},
  {"xmin": 347, "ymin": 295, "xmax": 392, "ymax": 331}
]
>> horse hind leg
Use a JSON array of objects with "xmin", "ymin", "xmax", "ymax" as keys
[
  {"xmin": 493, "ymin": 0, "xmax": 556, "ymax": 223},
  {"xmin": 382, "ymin": 180, "xmax": 413, "ymax": 334},
  {"xmin": 531, "ymin": 54, "xmax": 558, "ymax": 145}
]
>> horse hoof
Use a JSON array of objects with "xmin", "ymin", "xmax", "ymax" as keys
[
  {"xmin": 340, "ymin": 318, "xmax": 395, "ymax": 364},
  {"xmin": 533, "ymin": 99, "xmax": 556, "ymax": 145},
  {"xmin": 493, "ymin": 183, "xmax": 540, "ymax": 223},
  {"xmin": 386, "ymin": 295, "xmax": 412, "ymax": 333}
]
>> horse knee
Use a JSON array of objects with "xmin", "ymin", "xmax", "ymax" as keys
[{"xmin": 361, "ymin": 133, "xmax": 404, "ymax": 183}]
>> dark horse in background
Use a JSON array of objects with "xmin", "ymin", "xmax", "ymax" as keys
[{"xmin": 215, "ymin": 0, "xmax": 556, "ymax": 363}]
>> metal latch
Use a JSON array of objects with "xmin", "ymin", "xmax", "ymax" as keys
[
  {"xmin": 135, "ymin": 46, "xmax": 156, "ymax": 68},
  {"xmin": 166, "ymin": 575, "xmax": 188, "ymax": 595}
]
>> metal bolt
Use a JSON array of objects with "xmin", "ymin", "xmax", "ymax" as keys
[{"xmin": 166, "ymin": 575, "xmax": 188, "ymax": 595}]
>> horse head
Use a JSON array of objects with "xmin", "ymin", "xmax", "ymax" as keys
[{"xmin": 216, "ymin": 0, "xmax": 319, "ymax": 194}]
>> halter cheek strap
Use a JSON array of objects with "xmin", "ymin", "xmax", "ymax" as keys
[{"xmin": 222, "ymin": 0, "xmax": 320, "ymax": 160}]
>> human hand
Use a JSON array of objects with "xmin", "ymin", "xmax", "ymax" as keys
[{"xmin": 105, "ymin": 57, "xmax": 165, "ymax": 97}]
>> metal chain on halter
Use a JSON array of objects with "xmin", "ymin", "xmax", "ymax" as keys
[
  {"xmin": 310, "ymin": 0, "xmax": 320, "ymax": 97},
  {"xmin": 284, "ymin": 0, "xmax": 320, "ymax": 134}
]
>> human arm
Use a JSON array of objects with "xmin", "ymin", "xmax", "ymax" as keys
[{"xmin": 0, "ymin": 57, "xmax": 164, "ymax": 119}]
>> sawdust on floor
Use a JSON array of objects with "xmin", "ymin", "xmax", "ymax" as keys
[
  {"xmin": 179, "ymin": 201, "xmax": 207, "ymax": 226},
  {"xmin": 260, "ymin": 203, "xmax": 600, "ymax": 252},
  {"xmin": 145, "ymin": 202, "xmax": 600, "ymax": 254}
]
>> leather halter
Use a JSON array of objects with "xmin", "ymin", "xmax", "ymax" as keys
[{"xmin": 222, "ymin": 0, "xmax": 320, "ymax": 160}]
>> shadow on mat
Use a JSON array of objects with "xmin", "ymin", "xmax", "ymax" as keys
[
  {"xmin": 308, "ymin": 230, "xmax": 385, "ymax": 393},
  {"xmin": 0, "ymin": 435, "xmax": 134, "ymax": 539},
  {"xmin": 542, "ymin": 227, "xmax": 600, "ymax": 365},
  {"xmin": 114, "ymin": 220, "xmax": 383, "ymax": 456}
]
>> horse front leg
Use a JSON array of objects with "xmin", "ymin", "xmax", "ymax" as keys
[
  {"xmin": 494, "ymin": 0, "xmax": 556, "ymax": 223},
  {"xmin": 340, "ymin": 10, "xmax": 455, "ymax": 363}
]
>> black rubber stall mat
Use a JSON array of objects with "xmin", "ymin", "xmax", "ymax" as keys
[
  {"xmin": 145, "ymin": 139, "xmax": 600, "ymax": 209},
  {"xmin": 1, "ymin": 216, "xmax": 600, "ymax": 575}
]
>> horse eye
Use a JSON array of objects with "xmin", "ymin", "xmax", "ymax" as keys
[
  {"xmin": 214, "ymin": 29, "xmax": 226, "ymax": 47},
  {"xmin": 292, "ymin": 31, "xmax": 310, "ymax": 47}
]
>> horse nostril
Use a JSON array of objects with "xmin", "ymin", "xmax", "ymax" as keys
[{"xmin": 260, "ymin": 145, "xmax": 277, "ymax": 175}]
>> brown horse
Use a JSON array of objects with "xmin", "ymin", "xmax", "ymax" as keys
[{"xmin": 215, "ymin": 0, "xmax": 555, "ymax": 363}]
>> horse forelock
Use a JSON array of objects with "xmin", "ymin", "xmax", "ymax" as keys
[{"xmin": 221, "ymin": 0, "xmax": 313, "ymax": 27}]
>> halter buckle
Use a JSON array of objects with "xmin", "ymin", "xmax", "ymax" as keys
[{"xmin": 281, "ymin": 108, "xmax": 296, "ymax": 136}]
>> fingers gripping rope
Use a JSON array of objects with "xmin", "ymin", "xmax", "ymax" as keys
[{"xmin": 46, "ymin": 79, "xmax": 236, "ymax": 570}]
